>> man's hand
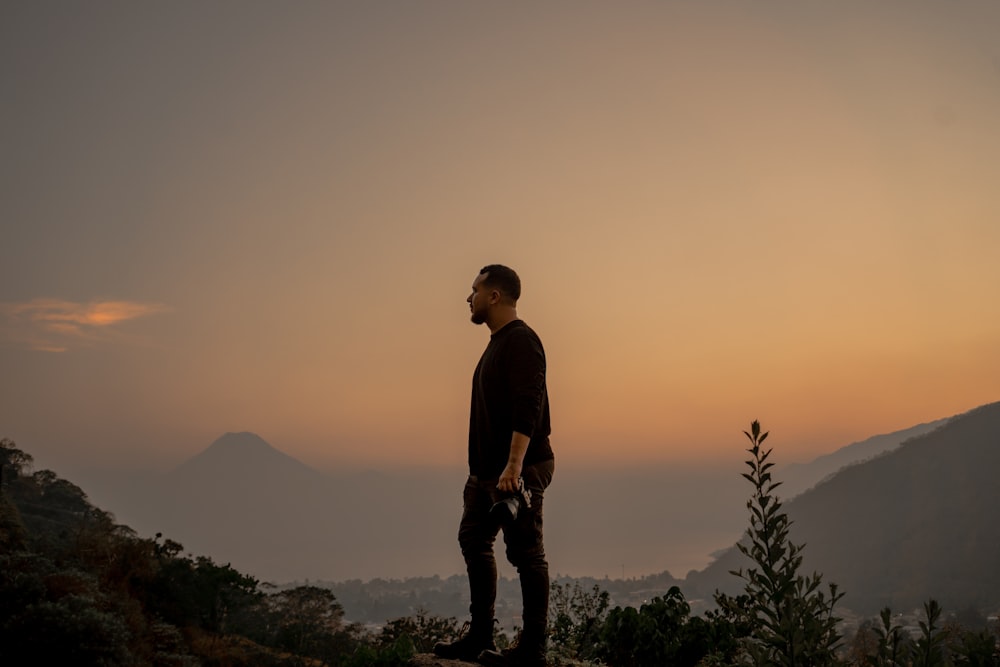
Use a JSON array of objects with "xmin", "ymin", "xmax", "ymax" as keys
[
  {"xmin": 497, "ymin": 462, "xmax": 523, "ymax": 494},
  {"xmin": 498, "ymin": 431, "xmax": 531, "ymax": 493}
]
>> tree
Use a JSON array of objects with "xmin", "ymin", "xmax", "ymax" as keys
[
  {"xmin": 0, "ymin": 439, "xmax": 29, "ymax": 550},
  {"xmin": 268, "ymin": 585, "xmax": 345, "ymax": 654},
  {"xmin": 0, "ymin": 438, "xmax": 34, "ymax": 477},
  {"xmin": 0, "ymin": 555, "xmax": 134, "ymax": 666}
]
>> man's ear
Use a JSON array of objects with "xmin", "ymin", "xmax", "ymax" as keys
[{"xmin": 488, "ymin": 289, "xmax": 502, "ymax": 304}]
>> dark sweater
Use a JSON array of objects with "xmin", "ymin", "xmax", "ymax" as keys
[{"xmin": 469, "ymin": 319, "xmax": 554, "ymax": 478}]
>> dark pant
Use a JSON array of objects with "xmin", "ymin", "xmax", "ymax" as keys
[{"xmin": 458, "ymin": 459, "xmax": 555, "ymax": 645}]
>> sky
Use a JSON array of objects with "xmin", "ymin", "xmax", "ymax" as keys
[{"xmin": 2, "ymin": 1, "xmax": 999, "ymax": 478}]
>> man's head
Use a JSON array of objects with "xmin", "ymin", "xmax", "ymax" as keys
[{"xmin": 468, "ymin": 264, "xmax": 521, "ymax": 329}]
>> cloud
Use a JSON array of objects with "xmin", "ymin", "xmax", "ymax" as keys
[{"xmin": 0, "ymin": 298, "xmax": 170, "ymax": 352}]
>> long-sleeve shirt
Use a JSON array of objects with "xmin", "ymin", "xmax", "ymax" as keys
[{"xmin": 468, "ymin": 319, "xmax": 554, "ymax": 478}]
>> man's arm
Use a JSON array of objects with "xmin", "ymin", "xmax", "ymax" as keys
[
  {"xmin": 499, "ymin": 327, "xmax": 546, "ymax": 493},
  {"xmin": 497, "ymin": 431, "xmax": 530, "ymax": 493}
]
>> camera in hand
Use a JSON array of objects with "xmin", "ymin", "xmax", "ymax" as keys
[{"xmin": 489, "ymin": 477, "xmax": 532, "ymax": 524}]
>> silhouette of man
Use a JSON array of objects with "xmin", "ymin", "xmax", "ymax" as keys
[{"xmin": 434, "ymin": 265, "xmax": 555, "ymax": 667}]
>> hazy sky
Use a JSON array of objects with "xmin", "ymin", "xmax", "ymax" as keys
[{"xmin": 3, "ymin": 1, "xmax": 999, "ymax": 476}]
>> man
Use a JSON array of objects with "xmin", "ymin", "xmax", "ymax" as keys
[{"xmin": 434, "ymin": 265, "xmax": 555, "ymax": 667}]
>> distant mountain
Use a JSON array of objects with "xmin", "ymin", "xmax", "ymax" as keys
[
  {"xmin": 92, "ymin": 432, "xmax": 466, "ymax": 583},
  {"xmin": 775, "ymin": 417, "xmax": 950, "ymax": 498},
  {"xmin": 170, "ymin": 432, "xmax": 325, "ymax": 485},
  {"xmin": 683, "ymin": 402, "xmax": 1000, "ymax": 614}
]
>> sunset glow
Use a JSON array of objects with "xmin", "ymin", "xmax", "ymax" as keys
[
  {"xmin": 1, "ymin": 2, "xmax": 998, "ymax": 476},
  {"xmin": 1, "ymin": 299, "xmax": 168, "ymax": 352}
]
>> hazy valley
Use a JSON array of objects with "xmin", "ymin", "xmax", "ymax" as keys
[
  {"xmin": 74, "ymin": 418, "xmax": 943, "ymax": 585},
  {"xmin": 61, "ymin": 404, "xmax": 997, "ymax": 618}
]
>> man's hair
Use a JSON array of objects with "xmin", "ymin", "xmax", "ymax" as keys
[{"xmin": 479, "ymin": 264, "xmax": 521, "ymax": 302}]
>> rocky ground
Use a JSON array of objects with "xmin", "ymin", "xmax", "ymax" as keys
[
  {"xmin": 408, "ymin": 654, "xmax": 591, "ymax": 667},
  {"xmin": 408, "ymin": 655, "xmax": 472, "ymax": 667}
]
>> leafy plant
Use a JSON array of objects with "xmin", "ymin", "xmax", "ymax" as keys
[
  {"xmin": 915, "ymin": 599, "xmax": 947, "ymax": 667},
  {"xmin": 598, "ymin": 586, "xmax": 740, "ymax": 667},
  {"xmin": 951, "ymin": 626, "xmax": 999, "ymax": 667},
  {"xmin": 377, "ymin": 607, "xmax": 460, "ymax": 653},
  {"xmin": 873, "ymin": 607, "xmax": 909, "ymax": 667},
  {"xmin": 727, "ymin": 420, "xmax": 844, "ymax": 666},
  {"xmin": 548, "ymin": 581, "xmax": 609, "ymax": 661}
]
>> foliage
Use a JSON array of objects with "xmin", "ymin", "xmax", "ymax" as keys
[
  {"xmin": 377, "ymin": 607, "xmax": 460, "ymax": 653},
  {"xmin": 147, "ymin": 552, "xmax": 263, "ymax": 634},
  {"xmin": 1, "ymin": 437, "xmax": 34, "ymax": 476},
  {"xmin": 951, "ymin": 627, "xmax": 999, "ymax": 667},
  {"xmin": 342, "ymin": 635, "xmax": 416, "ymax": 667},
  {"xmin": 726, "ymin": 420, "xmax": 844, "ymax": 666},
  {"xmin": 0, "ymin": 436, "xmax": 459, "ymax": 666},
  {"xmin": 0, "ymin": 556, "xmax": 135, "ymax": 666},
  {"xmin": 266, "ymin": 584, "xmax": 346, "ymax": 657},
  {"xmin": 596, "ymin": 585, "xmax": 746, "ymax": 666},
  {"xmin": 870, "ymin": 607, "xmax": 910, "ymax": 667},
  {"xmin": 915, "ymin": 599, "xmax": 948, "ymax": 667},
  {"xmin": 0, "ymin": 440, "xmax": 31, "ymax": 551},
  {"xmin": 548, "ymin": 581, "xmax": 609, "ymax": 661},
  {"xmin": 845, "ymin": 600, "xmax": 1000, "ymax": 667}
]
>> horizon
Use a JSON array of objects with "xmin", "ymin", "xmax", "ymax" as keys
[
  {"xmin": 5, "ymin": 402, "xmax": 995, "ymax": 586},
  {"xmin": 3, "ymin": 2, "xmax": 1000, "ymax": 479},
  {"xmin": 13, "ymin": 403, "xmax": 965, "ymax": 480},
  {"xmin": 4, "ymin": 410, "xmax": 964, "ymax": 583}
]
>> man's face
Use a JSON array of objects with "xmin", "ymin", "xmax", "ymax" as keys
[{"xmin": 467, "ymin": 272, "xmax": 492, "ymax": 325}]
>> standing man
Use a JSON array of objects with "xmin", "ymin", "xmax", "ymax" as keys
[{"xmin": 435, "ymin": 265, "xmax": 555, "ymax": 667}]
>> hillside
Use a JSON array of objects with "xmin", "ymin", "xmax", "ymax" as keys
[
  {"xmin": 774, "ymin": 417, "xmax": 949, "ymax": 498},
  {"xmin": 0, "ymin": 438, "xmax": 461, "ymax": 665},
  {"xmin": 684, "ymin": 402, "xmax": 1000, "ymax": 614}
]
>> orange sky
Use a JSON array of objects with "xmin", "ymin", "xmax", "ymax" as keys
[{"xmin": 2, "ymin": 2, "xmax": 999, "ymax": 475}]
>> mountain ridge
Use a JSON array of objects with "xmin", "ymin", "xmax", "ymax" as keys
[
  {"xmin": 683, "ymin": 401, "xmax": 1000, "ymax": 613},
  {"xmin": 775, "ymin": 417, "xmax": 950, "ymax": 498}
]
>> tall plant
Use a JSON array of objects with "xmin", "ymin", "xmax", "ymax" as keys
[
  {"xmin": 914, "ymin": 599, "xmax": 946, "ymax": 667},
  {"xmin": 873, "ymin": 607, "xmax": 908, "ymax": 667},
  {"xmin": 727, "ymin": 420, "xmax": 844, "ymax": 666}
]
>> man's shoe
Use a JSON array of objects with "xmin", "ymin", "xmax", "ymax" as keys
[
  {"xmin": 477, "ymin": 642, "xmax": 547, "ymax": 667},
  {"xmin": 432, "ymin": 624, "xmax": 496, "ymax": 662}
]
